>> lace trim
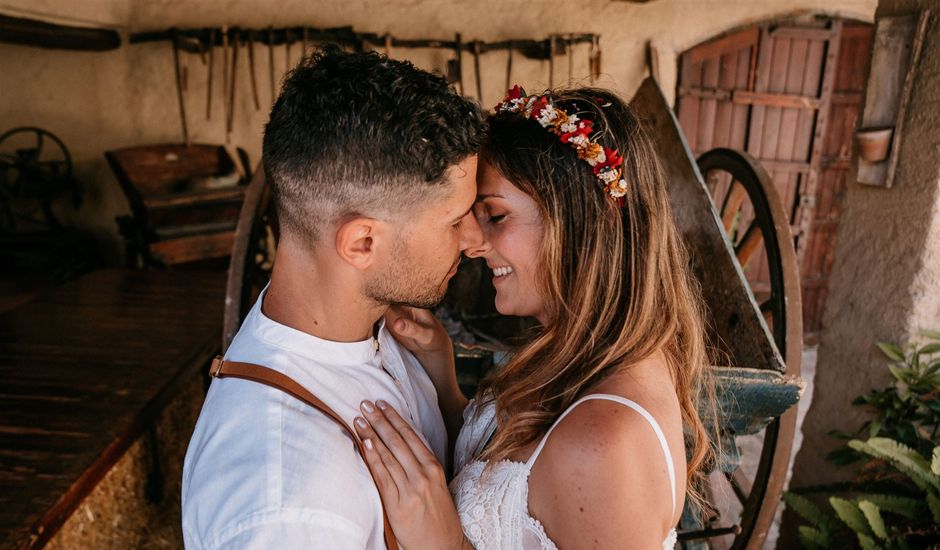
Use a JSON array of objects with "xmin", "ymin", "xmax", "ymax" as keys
[{"xmin": 451, "ymin": 459, "xmax": 558, "ymax": 550}]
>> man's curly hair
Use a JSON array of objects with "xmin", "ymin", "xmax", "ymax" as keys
[{"xmin": 262, "ymin": 46, "xmax": 487, "ymax": 243}]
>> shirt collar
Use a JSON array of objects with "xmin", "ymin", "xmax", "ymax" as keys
[{"xmin": 248, "ymin": 285, "xmax": 383, "ymax": 367}]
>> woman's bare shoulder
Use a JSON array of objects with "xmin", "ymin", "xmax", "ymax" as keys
[
  {"xmin": 526, "ymin": 397, "xmax": 679, "ymax": 548},
  {"xmin": 525, "ymin": 356, "xmax": 685, "ymax": 548}
]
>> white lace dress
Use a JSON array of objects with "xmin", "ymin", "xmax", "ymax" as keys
[{"xmin": 449, "ymin": 394, "xmax": 679, "ymax": 550}]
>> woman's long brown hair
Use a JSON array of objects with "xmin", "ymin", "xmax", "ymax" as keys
[{"xmin": 476, "ymin": 88, "xmax": 717, "ymax": 510}]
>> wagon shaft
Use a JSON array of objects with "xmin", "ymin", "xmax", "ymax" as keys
[
  {"xmin": 707, "ymin": 367, "xmax": 803, "ymax": 474},
  {"xmin": 629, "ymin": 79, "xmax": 785, "ymax": 374},
  {"xmin": 712, "ymin": 367, "xmax": 803, "ymax": 436}
]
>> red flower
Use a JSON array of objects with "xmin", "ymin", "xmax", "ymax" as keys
[
  {"xmin": 528, "ymin": 96, "xmax": 550, "ymax": 120},
  {"xmin": 559, "ymin": 119, "xmax": 594, "ymax": 143},
  {"xmin": 592, "ymin": 147, "xmax": 624, "ymax": 175},
  {"xmin": 495, "ymin": 85, "xmax": 528, "ymax": 111}
]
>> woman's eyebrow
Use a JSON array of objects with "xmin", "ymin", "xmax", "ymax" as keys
[{"xmin": 476, "ymin": 193, "xmax": 505, "ymax": 200}]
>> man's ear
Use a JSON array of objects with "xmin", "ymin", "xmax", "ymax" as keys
[{"xmin": 335, "ymin": 217, "xmax": 380, "ymax": 269}]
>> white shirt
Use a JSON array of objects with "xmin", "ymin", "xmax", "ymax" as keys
[{"xmin": 182, "ymin": 288, "xmax": 447, "ymax": 549}]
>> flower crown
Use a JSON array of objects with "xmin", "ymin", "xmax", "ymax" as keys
[{"xmin": 495, "ymin": 85, "xmax": 628, "ymax": 203}]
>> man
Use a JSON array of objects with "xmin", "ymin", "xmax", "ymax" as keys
[{"xmin": 182, "ymin": 47, "xmax": 486, "ymax": 549}]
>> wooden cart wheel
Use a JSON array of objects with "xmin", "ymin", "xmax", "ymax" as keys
[
  {"xmin": 684, "ymin": 148, "xmax": 803, "ymax": 549},
  {"xmin": 0, "ymin": 126, "xmax": 76, "ymax": 231},
  {"xmin": 223, "ymin": 165, "xmax": 277, "ymax": 353}
]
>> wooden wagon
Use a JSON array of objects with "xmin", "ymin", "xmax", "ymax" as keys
[{"xmin": 221, "ymin": 78, "xmax": 803, "ymax": 550}]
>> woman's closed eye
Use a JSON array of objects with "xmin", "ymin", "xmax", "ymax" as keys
[{"xmin": 486, "ymin": 214, "xmax": 506, "ymax": 225}]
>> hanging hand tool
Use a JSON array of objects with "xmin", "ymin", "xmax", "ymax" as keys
[
  {"xmin": 591, "ymin": 35, "xmax": 602, "ymax": 83},
  {"xmin": 225, "ymin": 28, "xmax": 241, "ymax": 143},
  {"xmin": 246, "ymin": 30, "xmax": 261, "ymax": 110},
  {"xmin": 222, "ymin": 25, "xmax": 230, "ymax": 136},
  {"xmin": 205, "ymin": 28, "xmax": 214, "ymax": 120},
  {"xmin": 445, "ymin": 34, "xmax": 461, "ymax": 92},
  {"xmin": 285, "ymin": 28, "xmax": 292, "ymax": 69},
  {"xmin": 472, "ymin": 41, "xmax": 483, "ymax": 102},
  {"xmin": 268, "ymin": 26, "xmax": 276, "ymax": 103},
  {"xmin": 384, "ymin": 34, "xmax": 392, "ymax": 58},
  {"xmin": 567, "ymin": 35, "xmax": 574, "ymax": 85},
  {"xmin": 453, "ymin": 33, "xmax": 463, "ymax": 95},
  {"xmin": 505, "ymin": 40, "xmax": 513, "ymax": 91},
  {"xmin": 548, "ymin": 34, "xmax": 556, "ymax": 89},
  {"xmin": 226, "ymin": 29, "xmax": 240, "ymax": 142},
  {"xmin": 171, "ymin": 29, "xmax": 190, "ymax": 145}
]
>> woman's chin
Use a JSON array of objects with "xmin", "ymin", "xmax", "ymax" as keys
[{"xmin": 494, "ymin": 296, "xmax": 539, "ymax": 320}]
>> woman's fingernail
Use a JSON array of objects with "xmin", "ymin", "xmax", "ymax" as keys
[
  {"xmin": 364, "ymin": 438, "xmax": 373, "ymax": 450},
  {"xmin": 361, "ymin": 401, "xmax": 375, "ymax": 413},
  {"xmin": 396, "ymin": 320, "xmax": 405, "ymax": 331},
  {"xmin": 376, "ymin": 400, "xmax": 388, "ymax": 410},
  {"xmin": 355, "ymin": 417, "xmax": 367, "ymax": 428}
]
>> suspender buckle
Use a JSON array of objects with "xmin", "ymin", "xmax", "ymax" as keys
[{"xmin": 210, "ymin": 356, "xmax": 225, "ymax": 377}]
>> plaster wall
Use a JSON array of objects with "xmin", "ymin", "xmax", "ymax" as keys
[
  {"xmin": 786, "ymin": 0, "xmax": 940, "ymax": 506},
  {"xmin": 2, "ymin": 0, "xmax": 875, "ymax": 262}
]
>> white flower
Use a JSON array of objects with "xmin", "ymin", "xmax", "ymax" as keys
[
  {"xmin": 522, "ymin": 96, "xmax": 539, "ymax": 116},
  {"xmin": 559, "ymin": 114, "xmax": 580, "ymax": 133},
  {"xmin": 608, "ymin": 186, "xmax": 627, "ymax": 198},
  {"xmin": 598, "ymin": 167, "xmax": 619, "ymax": 183},
  {"xmin": 585, "ymin": 148, "xmax": 607, "ymax": 167},
  {"xmin": 569, "ymin": 134, "xmax": 590, "ymax": 148},
  {"xmin": 618, "ymin": 179, "xmax": 628, "ymax": 190},
  {"xmin": 536, "ymin": 105, "xmax": 559, "ymax": 126}
]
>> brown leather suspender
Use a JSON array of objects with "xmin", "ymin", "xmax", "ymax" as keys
[{"xmin": 209, "ymin": 356, "xmax": 400, "ymax": 550}]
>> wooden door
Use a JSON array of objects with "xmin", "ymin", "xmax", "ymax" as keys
[{"xmin": 676, "ymin": 20, "xmax": 873, "ymax": 335}]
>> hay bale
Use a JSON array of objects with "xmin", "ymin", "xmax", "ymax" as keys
[{"xmin": 45, "ymin": 377, "xmax": 204, "ymax": 550}]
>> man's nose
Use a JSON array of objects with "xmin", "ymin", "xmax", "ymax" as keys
[{"xmin": 459, "ymin": 212, "xmax": 489, "ymax": 257}]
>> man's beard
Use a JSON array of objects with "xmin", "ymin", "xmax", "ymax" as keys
[{"xmin": 364, "ymin": 240, "xmax": 453, "ymax": 309}]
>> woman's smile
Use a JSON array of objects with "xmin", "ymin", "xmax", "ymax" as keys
[{"xmin": 492, "ymin": 265, "xmax": 514, "ymax": 278}]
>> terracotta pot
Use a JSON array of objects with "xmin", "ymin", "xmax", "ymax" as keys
[{"xmin": 856, "ymin": 127, "xmax": 894, "ymax": 162}]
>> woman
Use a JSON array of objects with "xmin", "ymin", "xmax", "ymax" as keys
[{"xmin": 353, "ymin": 86, "xmax": 715, "ymax": 549}]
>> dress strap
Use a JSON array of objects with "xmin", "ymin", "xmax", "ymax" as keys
[{"xmin": 525, "ymin": 393, "xmax": 678, "ymax": 516}]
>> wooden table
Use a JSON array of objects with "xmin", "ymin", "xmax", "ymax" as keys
[{"xmin": 0, "ymin": 269, "xmax": 225, "ymax": 549}]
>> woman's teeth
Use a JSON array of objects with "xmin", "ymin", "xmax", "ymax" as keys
[{"xmin": 493, "ymin": 266, "xmax": 514, "ymax": 278}]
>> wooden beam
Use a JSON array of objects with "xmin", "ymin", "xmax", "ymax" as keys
[
  {"xmin": 760, "ymin": 160, "xmax": 812, "ymax": 173},
  {"xmin": 797, "ymin": 21, "xmax": 843, "ymax": 263},
  {"xmin": 130, "ymin": 26, "xmax": 597, "ymax": 61},
  {"xmin": 692, "ymin": 158, "xmax": 813, "ymax": 175},
  {"xmin": 830, "ymin": 91, "xmax": 862, "ymax": 104},
  {"xmin": 677, "ymin": 86, "xmax": 732, "ymax": 101},
  {"xmin": 0, "ymin": 14, "xmax": 120, "ymax": 51},
  {"xmin": 769, "ymin": 26, "xmax": 837, "ymax": 41},
  {"xmin": 732, "ymin": 90, "xmax": 821, "ymax": 109},
  {"xmin": 688, "ymin": 27, "xmax": 759, "ymax": 66}
]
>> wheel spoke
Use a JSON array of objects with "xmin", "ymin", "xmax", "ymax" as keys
[
  {"xmin": 34, "ymin": 131, "xmax": 45, "ymax": 158},
  {"xmin": 720, "ymin": 180, "xmax": 746, "ymax": 234},
  {"xmin": 734, "ymin": 219, "xmax": 763, "ymax": 267},
  {"xmin": 726, "ymin": 469, "xmax": 752, "ymax": 504}
]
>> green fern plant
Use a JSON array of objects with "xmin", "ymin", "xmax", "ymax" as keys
[
  {"xmin": 788, "ymin": 438, "xmax": 940, "ymax": 548},
  {"xmin": 784, "ymin": 331, "xmax": 940, "ymax": 549}
]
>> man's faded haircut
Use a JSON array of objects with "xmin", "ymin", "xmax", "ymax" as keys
[{"xmin": 262, "ymin": 46, "xmax": 487, "ymax": 243}]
